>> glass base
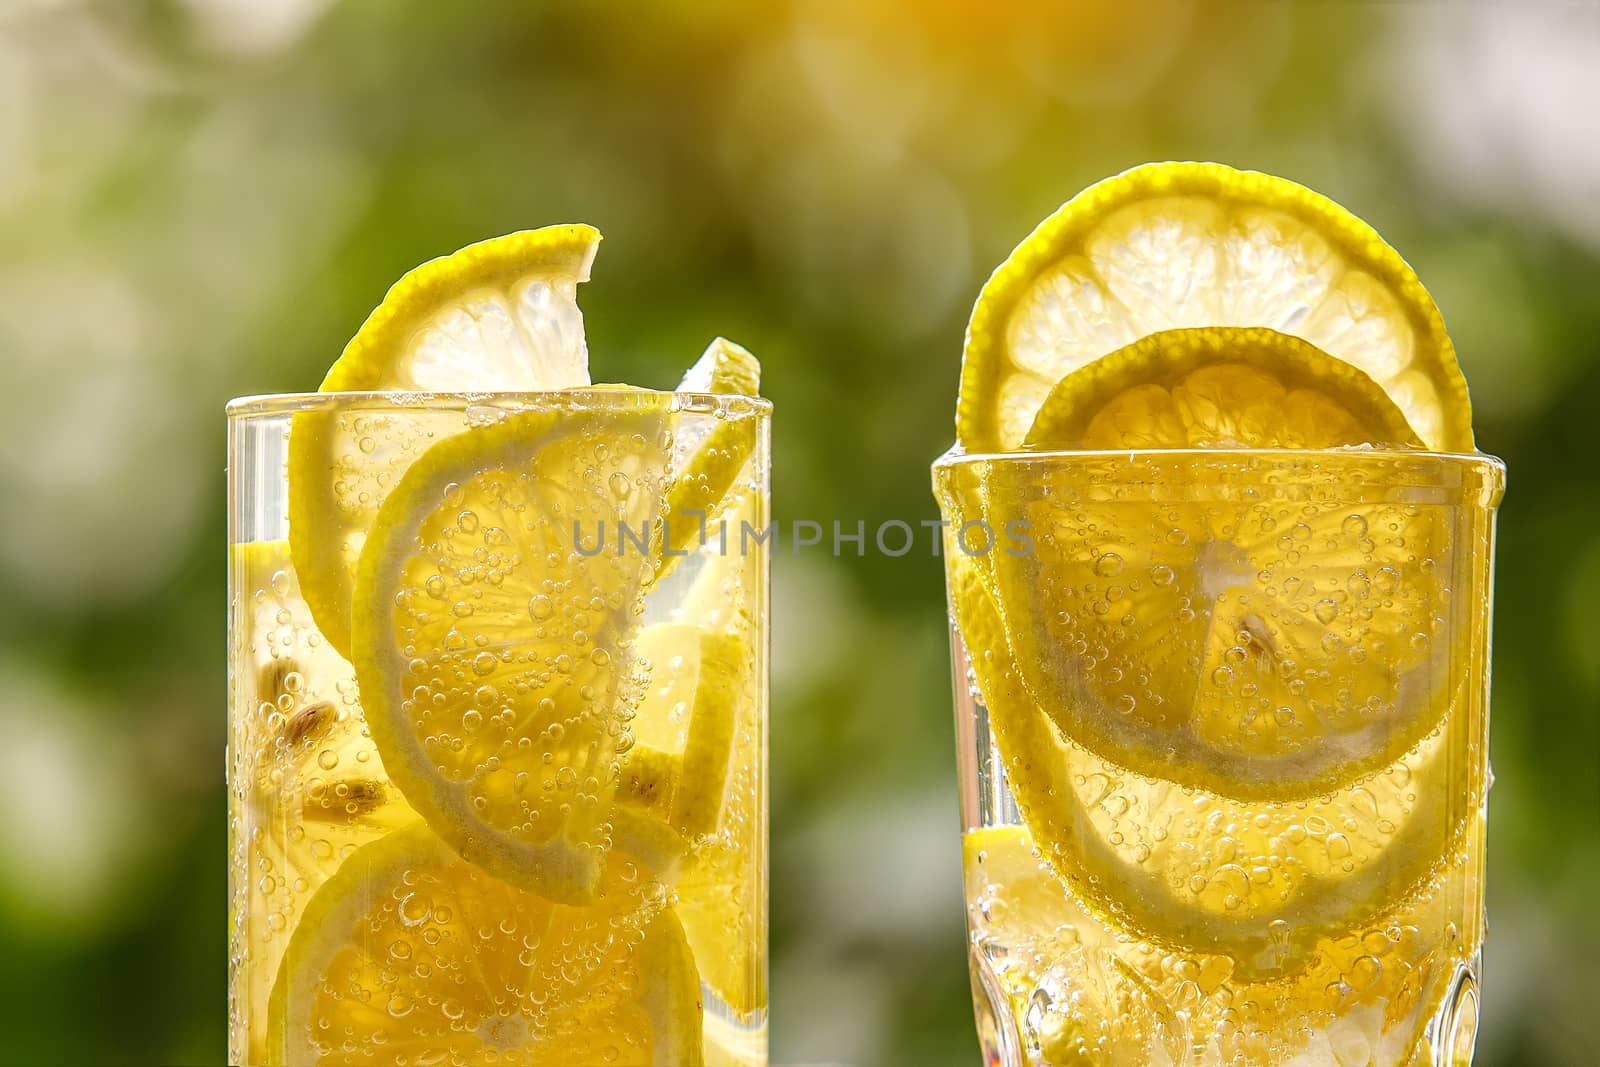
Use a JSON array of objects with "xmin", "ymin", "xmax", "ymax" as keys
[
  {"xmin": 1424, "ymin": 956, "xmax": 1480, "ymax": 1067},
  {"xmin": 969, "ymin": 946, "xmax": 1481, "ymax": 1067}
]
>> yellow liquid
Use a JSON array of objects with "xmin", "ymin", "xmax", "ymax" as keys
[
  {"xmin": 227, "ymin": 407, "xmax": 768, "ymax": 1067},
  {"xmin": 938, "ymin": 450, "xmax": 1501, "ymax": 1067}
]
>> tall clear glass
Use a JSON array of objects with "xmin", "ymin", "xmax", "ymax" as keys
[
  {"xmin": 934, "ymin": 448, "xmax": 1503, "ymax": 1067},
  {"xmin": 229, "ymin": 391, "xmax": 769, "ymax": 1067}
]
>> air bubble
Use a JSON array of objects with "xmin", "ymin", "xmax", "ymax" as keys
[
  {"xmin": 528, "ymin": 595, "xmax": 554, "ymax": 621},
  {"xmin": 1326, "ymin": 833, "xmax": 1354, "ymax": 869},
  {"xmin": 457, "ymin": 510, "xmax": 480, "ymax": 534},
  {"xmin": 1346, "ymin": 955, "xmax": 1382, "ymax": 991},
  {"xmin": 1314, "ymin": 599, "xmax": 1339, "ymax": 624},
  {"xmin": 398, "ymin": 893, "xmax": 431, "ymax": 926},
  {"xmin": 1374, "ymin": 566, "xmax": 1401, "ymax": 596},
  {"xmin": 1094, "ymin": 553, "xmax": 1124, "ymax": 577}
]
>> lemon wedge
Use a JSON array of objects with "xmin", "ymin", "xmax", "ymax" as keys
[
  {"xmin": 654, "ymin": 338, "xmax": 765, "ymax": 585},
  {"xmin": 266, "ymin": 822, "xmax": 703, "ymax": 1067},
  {"xmin": 619, "ymin": 623, "xmax": 748, "ymax": 839},
  {"xmin": 350, "ymin": 398, "xmax": 671, "ymax": 904},
  {"xmin": 957, "ymin": 161, "xmax": 1472, "ymax": 452}
]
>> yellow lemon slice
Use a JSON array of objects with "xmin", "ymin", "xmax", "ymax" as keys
[
  {"xmin": 618, "ymin": 623, "xmax": 749, "ymax": 839},
  {"xmin": 941, "ymin": 442, "xmax": 1461, "ymax": 802},
  {"xmin": 957, "ymin": 161, "xmax": 1472, "ymax": 452},
  {"xmin": 947, "ymin": 558, "xmax": 1477, "ymax": 976},
  {"xmin": 266, "ymin": 822, "xmax": 703, "ymax": 1067},
  {"xmin": 654, "ymin": 338, "xmax": 765, "ymax": 586},
  {"xmin": 351, "ymin": 398, "xmax": 671, "ymax": 904},
  {"xmin": 229, "ymin": 542, "xmax": 416, "ymax": 1067},
  {"xmin": 289, "ymin": 225, "xmax": 601, "ymax": 659},
  {"xmin": 666, "ymin": 477, "xmax": 768, "ymax": 1020},
  {"xmin": 1023, "ymin": 326, "xmax": 1422, "ymax": 451}
]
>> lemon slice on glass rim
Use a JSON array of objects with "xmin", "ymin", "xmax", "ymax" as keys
[
  {"xmin": 956, "ymin": 161, "xmax": 1473, "ymax": 453},
  {"xmin": 945, "ymin": 163, "xmax": 1477, "ymax": 803},
  {"xmin": 288, "ymin": 226, "xmax": 603, "ymax": 660},
  {"xmin": 267, "ymin": 821, "xmax": 704, "ymax": 1067}
]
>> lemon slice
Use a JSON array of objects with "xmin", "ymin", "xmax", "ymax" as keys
[
  {"xmin": 614, "ymin": 616, "xmax": 764, "ymax": 1017},
  {"xmin": 654, "ymin": 338, "xmax": 765, "ymax": 585},
  {"xmin": 676, "ymin": 336, "xmax": 761, "ymax": 398},
  {"xmin": 351, "ymin": 398, "xmax": 671, "ymax": 904},
  {"xmin": 957, "ymin": 161, "xmax": 1472, "ymax": 452},
  {"xmin": 267, "ymin": 822, "xmax": 703, "ymax": 1067},
  {"xmin": 618, "ymin": 623, "xmax": 748, "ymax": 838},
  {"xmin": 948, "ymin": 559, "xmax": 1474, "ymax": 975},
  {"xmin": 942, "ymin": 442, "xmax": 1460, "ymax": 802},
  {"xmin": 289, "ymin": 225, "xmax": 601, "ymax": 659},
  {"xmin": 1023, "ymin": 326, "xmax": 1422, "ymax": 451},
  {"xmin": 656, "ymin": 522, "xmax": 767, "ymax": 1019},
  {"xmin": 229, "ymin": 542, "xmax": 415, "ymax": 1067}
]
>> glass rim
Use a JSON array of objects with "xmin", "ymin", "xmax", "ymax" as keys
[
  {"xmin": 226, "ymin": 389, "xmax": 771, "ymax": 418},
  {"xmin": 935, "ymin": 444, "xmax": 1503, "ymax": 474},
  {"xmin": 934, "ymin": 447, "xmax": 1505, "ymax": 504}
]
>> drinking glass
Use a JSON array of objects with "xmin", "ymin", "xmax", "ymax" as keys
[
  {"xmin": 934, "ymin": 447, "xmax": 1503, "ymax": 1067},
  {"xmin": 229, "ymin": 390, "xmax": 769, "ymax": 1067}
]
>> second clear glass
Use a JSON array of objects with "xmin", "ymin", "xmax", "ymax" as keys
[{"xmin": 934, "ymin": 447, "xmax": 1502, "ymax": 1067}]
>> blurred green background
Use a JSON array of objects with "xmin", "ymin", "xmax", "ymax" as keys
[{"xmin": 1, "ymin": 1, "xmax": 1597, "ymax": 1064}]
